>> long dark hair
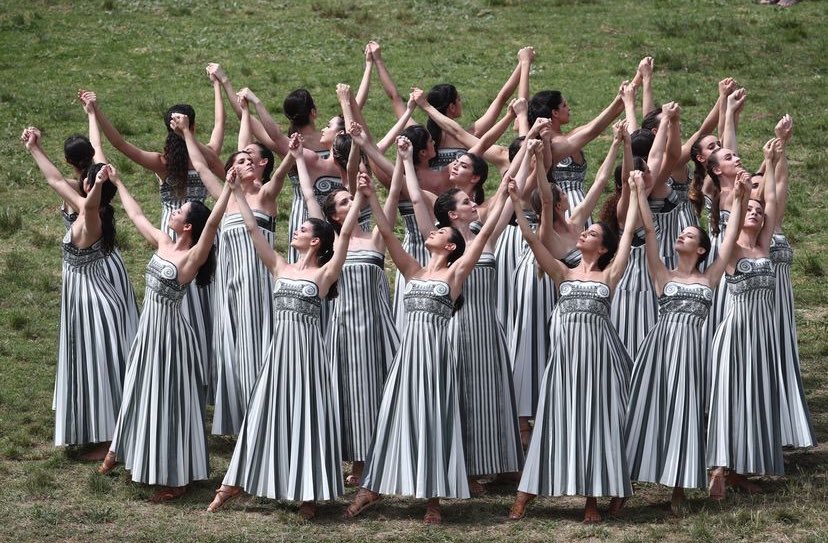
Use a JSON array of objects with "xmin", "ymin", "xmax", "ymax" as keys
[
  {"xmin": 64, "ymin": 135, "xmax": 95, "ymax": 180},
  {"xmin": 308, "ymin": 218, "xmax": 338, "ymax": 299},
  {"xmin": 596, "ymin": 221, "xmax": 620, "ymax": 271},
  {"xmin": 426, "ymin": 84, "xmax": 459, "ymax": 149},
  {"xmin": 704, "ymin": 149, "xmax": 725, "ymax": 236},
  {"xmin": 688, "ymin": 225, "xmax": 711, "ymax": 268},
  {"xmin": 459, "ymin": 152, "xmax": 488, "ymax": 204},
  {"xmin": 322, "ymin": 189, "xmax": 349, "ymax": 234},
  {"xmin": 185, "ymin": 201, "xmax": 216, "ymax": 287},
  {"xmin": 528, "ymin": 90, "xmax": 563, "ymax": 126},
  {"xmin": 688, "ymin": 135, "xmax": 710, "ymax": 227},
  {"xmin": 163, "ymin": 104, "xmax": 196, "ymax": 196},
  {"xmin": 402, "ymin": 125, "xmax": 431, "ymax": 167},
  {"xmin": 85, "ymin": 163, "xmax": 117, "ymax": 255},
  {"xmin": 434, "ymin": 188, "xmax": 462, "ymax": 228},
  {"xmin": 283, "ymin": 89, "xmax": 315, "ymax": 135},
  {"xmin": 599, "ymin": 165, "xmax": 625, "ymax": 229}
]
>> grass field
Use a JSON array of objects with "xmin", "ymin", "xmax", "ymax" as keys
[{"xmin": 1, "ymin": 1, "xmax": 827, "ymax": 541}]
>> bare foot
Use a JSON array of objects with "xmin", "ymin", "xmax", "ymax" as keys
[
  {"xmin": 709, "ymin": 468, "xmax": 726, "ymax": 501},
  {"xmin": 98, "ymin": 451, "xmax": 118, "ymax": 475},
  {"xmin": 519, "ymin": 417, "xmax": 532, "ymax": 450},
  {"xmin": 509, "ymin": 491, "xmax": 535, "ymax": 520},
  {"xmin": 584, "ymin": 497, "xmax": 602, "ymax": 523},
  {"xmin": 150, "ymin": 486, "xmax": 187, "ymax": 503},
  {"xmin": 469, "ymin": 478, "xmax": 487, "ymax": 497},
  {"xmin": 80, "ymin": 442, "xmax": 111, "ymax": 461},
  {"xmin": 726, "ymin": 472, "xmax": 762, "ymax": 494},
  {"xmin": 671, "ymin": 487, "xmax": 685, "ymax": 515},
  {"xmin": 608, "ymin": 497, "xmax": 627, "ymax": 517},
  {"xmin": 343, "ymin": 487, "xmax": 381, "ymax": 519},
  {"xmin": 345, "ymin": 461, "xmax": 364, "ymax": 487}
]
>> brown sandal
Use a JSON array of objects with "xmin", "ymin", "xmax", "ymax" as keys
[
  {"xmin": 98, "ymin": 451, "xmax": 118, "ymax": 475},
  {"xmin": 423, "ymin": 500, "xmax": 441, "ymax": 525},
  {"xmin": 343, "ymin": 488, "xmax": 381, "ymax": 519},
  {"xmin": 298, "ymin": 501, "xmax": 317, "ymax": 520},
  {"xmin": 708, "ymin": 469, "xmax": 726, "ymax": 501},
  {"xmin": 150, "ymin": 486, "xmax": 187, "ymax": 503},
  {"xmin": 207, "ymin": 485, "xmax": 242, "ymax": 512},
  {"xmin": 509, "ymin": 491, "xmax": 535, "ymax": 520}
]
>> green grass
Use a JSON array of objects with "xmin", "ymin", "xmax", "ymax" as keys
[{"xmin": 1, "ymin": 0, "xmax": 827, "ymax": 541}]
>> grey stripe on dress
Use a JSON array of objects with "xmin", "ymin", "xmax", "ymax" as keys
[
  {"xmin": 211, "ymin": 212, "xmax": 275, "ymax": 436},
  {"xmin": 610, "ymin": 233, "xmax": 658, "ymax": 360},
  {"xmin": 392, "ymin": 201, "xmax": 430, "ymax": 330}
]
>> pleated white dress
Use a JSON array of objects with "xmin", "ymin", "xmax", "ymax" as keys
[
  {"xmin": 362, "ymin": 279, "xmax": 470, "ymax": 499},
  {"xmin": 449, "ymin": 254, "xmax": 523, "ymax": 476},
  {"xmin": 109, "ymin": 254, "xmax": 208, "ymax": 486},
  {"xmin": 211, "ymin": 211, "xmax": 275, "ymax": 435},
  {"xmin": 610, "ymin": 230, "xmax": 658, "ymax": 359},
  {"xmin": 625, "ymin": 282, "xmax": 713, "ymax": 489},
  {"xmin": 392, "ymin": 202, "xmax": 430, "ymax": 330},
  {"xmin": 707, "ymin": 258, "xmax": 785, "ymax": 475},
  {"xmin": 519, "ymin": 280, "xmax": 633, "ymax": 498},
  {"xmin": 328, "ymin": 250, "xmax": 399, "ymax": 462},
  {"xmin": 770, "ymin": 234, "xmax": 816, "ymax": 448},
  {"xmin": 222, "ymin": 278, "xmax": 343, "ymax": 502},
  {"xmin": 54, "ymin": 231, "xmax": 135, "ymax": 446}
]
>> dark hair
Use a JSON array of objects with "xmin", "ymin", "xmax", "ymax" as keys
[
  {"xmin": 508, "ymin": 136, "xmax": 525, "ymax": 162},
  {"xmin": 688, "ymin": 134, "xmax": 711, "ymax": 222},
  {"xmin": 528, "ymin": 90, "xmax": 563, "ymax": 126},
  {"xmin": 64, "ymin": 135, "xmax": 95, "ymax": 180},
  {"xmin": 85, "ymin": 163, "xmax": 117, "ymax": 255},
  {"xmin": 163, "ymin": 104, "xmax": 196, "ymax": 195},
  {"xmin": 426, "ymin": 84, "xmax": 459, "ymax": 149},
  {"xmin": 332, "ymin": 132, "xmax": 353, "ymax": 172},
  {"xmin": 252, "ymin": 142, "xmax": 275, "ymax": 182},
  {"xmin": 322, "ymin": 189, "xmax": 350, "ymax": 234},
  {"xmin": 596, "ymin": 221, "xmax": 620, "ymax": 271},
  {"xmin": 631, "ymin": 128, "xmax": 655, "ymax": 159},
  {"xmin": 283, "ymin": 89, "xmax": 315, "ymax": 135},
  {"xmin": 641, "ymin": 108, "xmax": 662, "ymax": 131},
  {"xmin": 704, "ymin": 149, "xmax": 725, "ymax": 236},
  {"xmin": 458, "ymin": 152, "xmax": 488, "ymax": 204},
  {"xmin": 308, "ymin": 218, "xmax": 338, "ymax": 299},
  {"xmin": 688, "ymin": 225, "xmax": 711, "ymax": 268},
  {"xmin": 402, "ymin": 125, "xmax": 431, "ymax": 166},
  {"xmin": 599, "ymin": 165, "xmax": 625, "ymax": 228},
  {"xmin": 185, "ymin": 201, "xmax": 216, "ymax": 286},
  {"xmin": 434, "ymin": 188, "xmax": 462, "ymax": 228}
]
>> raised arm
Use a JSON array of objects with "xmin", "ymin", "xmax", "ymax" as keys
[
  {"xmin": 21, "ymin": 127, "xmax": 85, "ymax": 209},
  {"xmin": 773, "ymin": 114, "xmax": 792, "ymax": 229},
  {"xmin": 110, "ymin": 166, "xmax": 164, "ymax": 247},
  {"xmin": 349, "ymin": 122, "xmax": 394, "ymax": 180},
  {"xmin": 260, "ymin": 152, "xmax": 294, "ymax": 201},
  {"xmin": 705, "ymin": 172, "xmax": 748, "ymax": 285},
  {"xmin": 679, "ymin": 78, "xmax": 732, "ymax": 163},
  {"xmin": 636, "ymin": 174, "xmax": 670, "ymax": 294},
  {"xmin": 508, "ymin": 179, "xmax": 569, "ymax": 284},
  {"xmin": 206, "ymin": 67, "xmax": 226, "ymax": 154},
  {"xmin": 467, "ymin": 99, "xmax": 518, "ymax": 171},
  {"xmin": 232, "ymin": 178, "xmax": 284, "ymax": 275},
  {"xmin": 639, "ymin": 57, "xmax": 655, "ymax": 119},
  {"xmin": 607, "ymin": 171, "xmax": 642, "ymax": 289},
  {"xmin": 620, "ymin": 80, "xmax": 638, "ymax": 133},
  {"xmin": 355, "ymin": 44, "xmax": 373, "ymax": 110},
  {"xmin": 238, "ymin": 88, "xmax": 289, "ymax": 157},
  {"xmin": 368, "ymin": 41, "xmax": 408, "ymax": 119},
  {"xmin": 412, "ymin": 87, "xmax": 477, "ymax": 149},
  {"xmin": 758, "ymin": 138, "xmax": 780, "ymax": 251},
  {"xmin": 78, "ymin": 91, "xmax": 106, "ymax": 163},
  {"xmin": 571, "ymin": 121, "xmax": 624, "ymax": 227},
  {"xmin": 182, "ymin": 180, "xmax": 233, "ymax": 281},
  {"xmin": 81, "ymin": 163, "xmax": 108, "ymax": 240},
  {"xmin": 467, "ymin": 47, "xmax": 532, "ymax": 137},
  {"xmin": 170, "ymin": 113, "xmax": 224, "ymax": 199},
  {"xmin": 647, "ymin": 102, "xmax": 678, "ymax": 196},
  {"xmin": 516, "ymin": 47, "xmax": 534, "ymax": 135},
  {"xmin": 557, "ymin": 85, "xmax": 624, "ymax": 159},
  {"xmin": 81, "ymin": 91, "xmax": 165, "ymax": 176},
  {"xmin": 376, "ymin": 94, "xmax": 417, "ymax": 153},
  {"xmin": 722, "ymin": 87, "xmax": 746, "ymax": 154},
  {"xmin": 615, "ymin": 127, "xmax": 634, "ymax": 227},
  {"xmin": 400, "ymin": 137, "xmax": 437, "ymax": 238},
  {"xmin": 360, "ymin": 175, "xmax": 421, "ymax": 279},
  {"xmin": 290, "ymin": 134, "xmax": 324, "ymax": 220}
]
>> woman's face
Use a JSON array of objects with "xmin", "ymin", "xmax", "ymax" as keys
[
  {"xmin": 577, "ymin": 223, "xmax": 607, "ymax": 255},
  {"xmin": 331, "ymin": 190, "xmax": 352, "ymax": 224},
  {"xmin": 695, "ymin": 135, "xmax": 721, "ymax": 163},
  {"xmin": 425, "ymin": 227, "xmax": 455, "ymax": 253},
  {"xmin": 169, "ymin": 202, "xmax": 192, "ymax": 235},
  {"xmin": 450, "ymin": 190, "xmax": 479, "ymax": 224},
  {"xmin": 554, "ymin": 97, "xmax": 571, "ymax": 125},
  {"xmin": 554, "ymin": 185, "xmax": 569, "ymax": 215},
  {"xmin": 674, "ymin": 226, "xmax": 702, "ymax": 255},
  {"xmin": 711, "ymin": 147, "xmax": 742, "ymax": 178},
  {"xmin": 448, "ymin": 95, "xmax": 463, "ymax": 119},
  {"xmin": 236, "ymin": 150, "xmax": 258, "ymax": 180},
  {"xmin": 320, "ymin": 117, "xmax": 342, "ymax": 147},
  {"xmin": 290, "ymin": 220, "xmax": 319, "ymax": 250},
  {"xmin": 743, "ymin": 199, "xmax": 765, "ymax": 230},
  {"xmin": 449, "ymin": 155, "xmax": 477, "ymax": 185}
]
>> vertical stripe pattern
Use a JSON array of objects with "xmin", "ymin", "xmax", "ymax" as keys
[
  {"xmin": 449, "ymin": 254, "xmax": 524, "ymax": 476},
  {"xmin": 392, "ymin": 202, "xmax": 430, "ymax": 330},
  {"xmin": 518, "ymin": 280, "xmax": 633, "ymax": 498},
  {"xmin": 771, "ymin": 234, "xmax": 817, "ymax": 448},
  {"xmin": 328, "ymin": 250, "xmax": 400, "ymax": 461},
  {"xmin": 362, "ymin": 280, "xmax": 470, "ymax": 499},
  {"xmin": 702, "ymin": 209, "xmax": 732, "ymax": 410},
  {"xmin": 211, "ymin": 212, "xmax": 275, "ymax": 435},
  {"xmin": 611, "ymin": 231, "xmax": 658, "ymax": 359},
  {"xmin": 706, "ymin": 258, "xmax": 784, "ymax": 475},
  {"xmin": 625, "ymin": 282, "xmax": 712, "ymax": 490},
  {"xmin": 54, "ymin": 231, "xmax": 135, "ymax": 446},
  {"xmin": 223, "ymin": 279, "xmax": 343, "ymax": 501},
  {"xmin": 109, "ymin": 254, "xmax": 208, "ymax": 486}
]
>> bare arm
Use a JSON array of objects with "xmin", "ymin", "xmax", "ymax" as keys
[
  {"xmin": 636, "ymin": 179, "xmax": 670, "ymax": 294},
  {"xmin": 758, "ymin": 139, "xmax": 779, "ymax": 251},
  {"xmin": 679, "ymin": 78, "xmax": 732, "ymax": 163},
  {"xmin": 21, "ymin": 128, "xmax": 85, "ymax": 209},
  {"xmin": 722, "ymin": 88, "xmax": 745, "ymax": 154},
  {"xmin": 290, "ymin": 135, "xmax": 324, "ymax": 220},
  {"xmin": 78, "ymin": 91, "xmax": 106, "ymax": 163},
  {"xmin": 110, "ymin": 168, "xmax": 165, "ymax": 247},
  {"xmin": 355, "ymin": 46, "xmax": 373, "ymax": 110},
  {"xmin": 706, "ymin": 173, "xmax": 748, "ymax": 285},
  {"xmin": 467, "ymin": 49, "xmax": 527, "ymax": 137},
  {"xmin": 240, "ymin": 88, "xmax": 290, "ymax": 157},
  {"xmin": 207, "ymin": 71, "xmax": 226, "ymax": 154},
  {"xmin": 773, "ymin": 115, "xmax": 792, "ymax": 229},
  {"xmin": 368, "ymin": 41, "xmax": 407, "ymax": 119},
  {"xmin": 559, "ymin": 88, "xmax": 624, "ymax": 158},
  {"xmin": 639, "ymin": 57, "xmax": 655, "ymax": 119},
  {"xmin": 607, "ymin": 172, "xmax": 642, "ymax": 289},
  {"xmin": 571, "ymin": 122, "xmax": 624, "ymax": 227},
  {"xmin": 401, "ymin": 140, "xmax": 437, "ymax": 239},
  {"xmin": 171, "ymin": 114, "xmax": 224, "ymax": 199},
  {"xmin": 361, "ymin": 178, "xmax": 421, "ymax": 279},
  {"xmin": 320, "ymin": 187, "xmax": 365, "ymax": 291},
  {"xmin": 260, "ymin": 153, "xmax": 294, "ymax": 201},
  {"xmin": 376, "ymin": 95, "xmax": 417, "ymax": 153},
  {"xmin": 621, "ymin": 81, "xmax": 638, "ymax": 133},
  {"xmin": 232, "ymin": 182, "xmax": 283, "ymax": 275},
  {"xmin": 182, "ymin": 180, "xmax": 232, "ymax": 281}
]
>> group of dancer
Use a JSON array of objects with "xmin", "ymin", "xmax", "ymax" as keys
[{"xmin": 22, "ymin": 43, "xmax": 815, "ymax": 524}]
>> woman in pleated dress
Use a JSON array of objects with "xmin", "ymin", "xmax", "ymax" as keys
[
  {"xmin": 345, "ymin": 172, "xmax": 510, "ymax": 525},
  {"xmin": 509, "ymin": 171, "xmax": 641, "ymax": 524},
  {"xmin": 98, "ymin": 170, "xmax": 232, "ymax": 502},
  {"xmin": 766, "ymin": 116, "xmax": 816, "ymax": 449},
  {"xmin": 292, "ymin": 133, "xmax": 401, "ymax": 487},
  {"xmin": 401, "ymin": 134, "xmax": 532, "ymax": 494},
  {"xmin": 625, "ymin": 171, "xmax": 748, "ymax": 512},
  {"xmin": 206, "ymin": 166, "xmax": 363, "ymax": 520},
  {"xmin": 21, "ymin": 129, "xmax": 136, "ymax": 460},
  {"xmin": 707, "ymin": 138, "xmax": 785, "ymax": 500},
  {"xmin": 82, "ymin": 87, "xmax": 225, "ymax": 397}
]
